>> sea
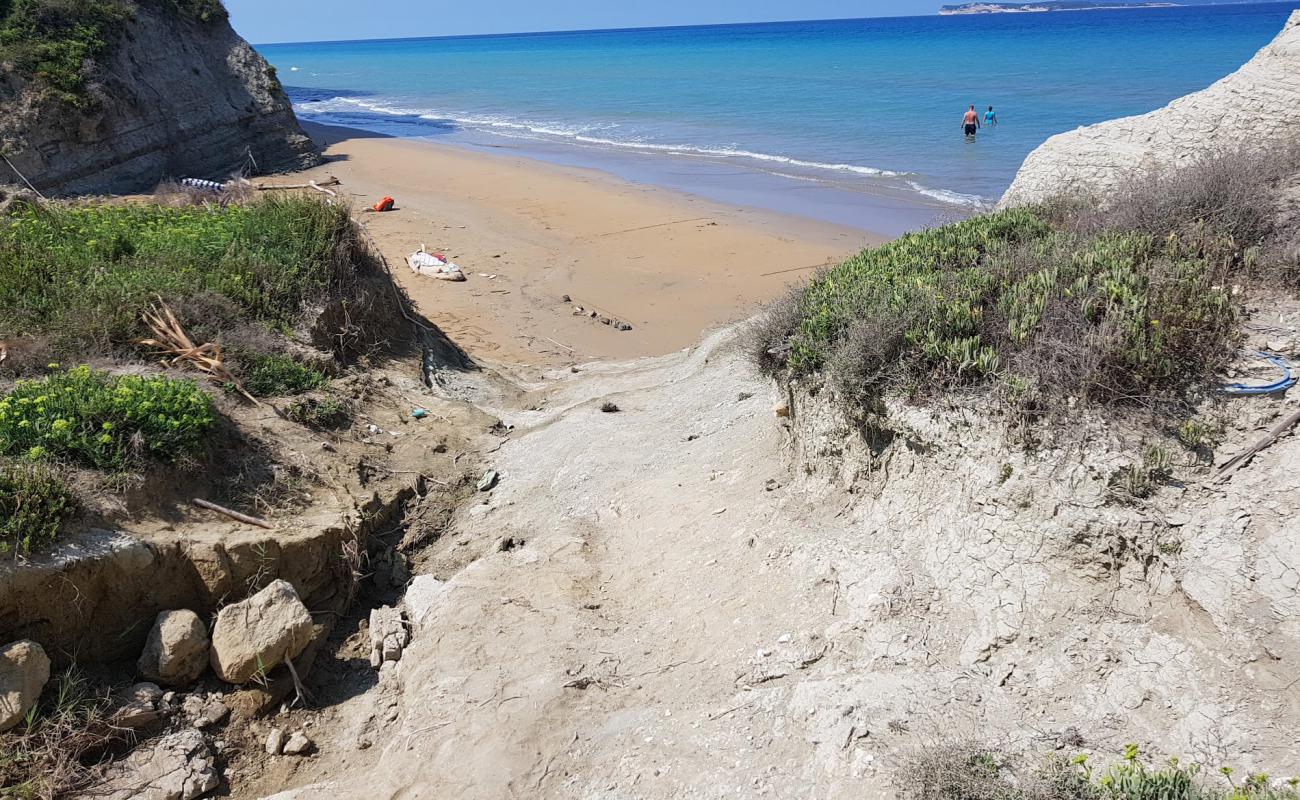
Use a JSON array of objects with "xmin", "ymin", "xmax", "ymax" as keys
[{"xmin": 259, "ymin": 2, "xmax": 1300, "ymax": 233}]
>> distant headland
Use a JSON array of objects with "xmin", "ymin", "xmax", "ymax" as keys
[{"xmin": 940, "ymin": 1, "xmax": 1191, "ymax": 13}]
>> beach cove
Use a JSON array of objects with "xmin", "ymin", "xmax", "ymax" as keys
[{"xmin": 289, "ymin": 122, "xmax": 884, "ymax": 364}]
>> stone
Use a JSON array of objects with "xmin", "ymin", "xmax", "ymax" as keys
[
  {"xmin": 92, "ymin": 729, "xmax": 219, "ymax": 800},
  {"xmin": 138, "ymin": 610, "xmax": 211, "ymax": 687},
  {"xmin": 182, "ymin": 694, "xmax": 230, "ymax": 729},
  {"xmin": 209, "ymin": 580, "xmax": 314, "ymax": 684},
  {"xmin": 266, "ymin": 727, "xmax": 286, "ymax": 755},
  {"xmin": 129, "ymin": 682, "xmax": 165, "ymax": 705},
  {"xmin": 402, "ymin": 576, "xmax": 448, "ymax": 628},
  {"xmin": 1001, "ymin": 11, "xmax": 1300, "ymax": 207},
  {"xmin": 0, "ymin": 640, "xmax": 50, "ymax": 733},
  {"xmin": 283, "ymin": 731, "xmax": 313, "ymax": 756},
  {"xmin": 369, "ymin": 606, "xmax": 409, "ymax": 668},
  {"xmin": 111, "ymin": 701, "xmax": 162, "ymax": 730}
]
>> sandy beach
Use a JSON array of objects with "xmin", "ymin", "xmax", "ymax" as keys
[{"xmin": 285, "ymin": 122, "xmax": 882, "ymax": 366}]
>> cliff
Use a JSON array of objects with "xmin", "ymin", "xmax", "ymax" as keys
[
  {"xmin": 1000, "ymin": 10, "xmax": 1300, "ymax": 207},
  {"xmin": 0, "ymin": 1, "xmax": 320, "ymax": 196}
]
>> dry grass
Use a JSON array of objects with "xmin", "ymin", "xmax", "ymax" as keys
[{"xmin": 0, "ymin": 668, "xmax": 121, "ymax": 799}]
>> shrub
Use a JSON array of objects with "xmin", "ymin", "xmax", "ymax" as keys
[
  {"xmin": 899, "ymin": 743, "xmax": 1300, "ymax": 800},
  {"xmin": 238, "ymin": 352, "xmax": 328, "ymax": 398},
  {"xmin": 0, "ymin": 197, "xmax": 355, "ymax": 353},
  {"xmin": 0, "ymin": 366, "xmax": 215, "ymax": 470},
  {"xmin": 0, "ymin": 0, "xmax": 132, "ymax": 106},
  {"xmin": 0, "ymin": 460, "xmax": 74, "ymax": 556},
  {"xmin": 757, "ymin": 207, "xmax": 1239, "ymax": 407},
  {"xmin": 285, "ymin": 394, "xmax": 351, "ymax": 430}
]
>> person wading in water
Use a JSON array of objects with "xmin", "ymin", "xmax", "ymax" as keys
[{"xmin": 962, "ymin": 104, "xmax": 981, "ymax": 139}]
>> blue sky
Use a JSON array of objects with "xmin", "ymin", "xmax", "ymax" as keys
[{"xmin": 224, "ymin": 1, "xmax": 939, "ymax": 44}]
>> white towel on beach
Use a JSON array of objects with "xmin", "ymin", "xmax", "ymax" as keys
[{"xmin": 408, "ymin": 249, "xmax": 465, "ymax": 282}]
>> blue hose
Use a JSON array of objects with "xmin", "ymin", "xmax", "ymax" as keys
[{"xmin": 1222, "ymin": 351, "xmax": 1296, "ymax": 396}]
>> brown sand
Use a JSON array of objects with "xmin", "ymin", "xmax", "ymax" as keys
[{"xmin": 286, "ymin": 122, "xmax": 884, "ymax": 365}]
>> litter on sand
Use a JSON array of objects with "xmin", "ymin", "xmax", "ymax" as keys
[
  {"xmin": 408, "ymin": 246, "xmax": 465, "ymax": 282},
  {"xmin": 181, "ymin": 178, "xmax": 225, "ymax": 193},
  {"xmin": 372, "ymin": 196, "xmax": 396, "ymax": 212}
]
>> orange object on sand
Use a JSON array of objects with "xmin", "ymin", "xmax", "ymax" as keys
[{"xmin": 373, "ymin": 196, "xmax": 395, "ymax": 212}]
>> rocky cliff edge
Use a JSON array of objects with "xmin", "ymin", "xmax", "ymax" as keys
[
  {"xmin": 1001, "ymin": 10, "xmax": 1300, "ymax": 207},
  {"xmin": 0, "ymin": 1, "xmax": 320, "ymax": 196}
]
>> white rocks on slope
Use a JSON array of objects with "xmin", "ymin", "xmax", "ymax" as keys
[
  {"xmin": 1001, "ymin": 11, "xmax": 1300, "ymax": 207},
  {"xmin": 209, "ymin": 580, "xmax": 314, "ymax": 684},
  {"xmin": 90, "ymin": 729, "xmax": 220, "ymax": 800},
  {"xmin": 138, "ymin": 609, "xmax": 211, "ymax": 687},
  {"xmin": 0, "ymin": 639, "xmax": 50, "ymax": 733}
]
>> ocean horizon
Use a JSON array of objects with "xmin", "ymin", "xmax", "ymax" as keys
[{"xmin": 259, "ymin": 1, "xmax": 1300, "ymax": 232}]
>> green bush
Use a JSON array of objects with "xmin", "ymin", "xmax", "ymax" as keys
[
  {"xmin": 0, "ymin": 460, "xmax": 74, "ymax": 556},
  {"xmin": 756, "ymin": 207, "xmax": 1240, "ymax": 407},
  {"xmin": 0, "ymin": 197, "xmax": 354, "ymax": 353},
  {"xmin": 239, "ymin": 352, "xmax": 328, "ymax": 398},
  {"xmin": 0, "ymin": 366, "xmax": 215, "ymax": 470},
  {"xmin": 285, "ymin": 394, "xmax": 351, "ymax": 429}
]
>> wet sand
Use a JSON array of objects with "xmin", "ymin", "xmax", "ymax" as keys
[{"xmin": 288, "ymin": 122, "xmax": 887, "ymax": 365}]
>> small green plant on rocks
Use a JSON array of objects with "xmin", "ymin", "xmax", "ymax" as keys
[
  {"xmin": 0, "ymin": 460, "xmax": 74, "ymax": 557},
  {"xmin": 0, "ymin": 666, "xmax": 116, "ymax": 798}
]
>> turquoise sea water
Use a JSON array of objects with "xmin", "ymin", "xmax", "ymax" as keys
[{"xmin": 260, "ymin": 3, "xmax": 1300, "ymax": 232}]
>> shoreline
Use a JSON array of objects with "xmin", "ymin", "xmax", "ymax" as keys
[{"xmin": 288, "ymin": 121, "xmax": 885, "ymax": 366}]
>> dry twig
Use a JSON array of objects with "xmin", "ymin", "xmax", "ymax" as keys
[{"xmin": 134, "ymin": 296, "xmax": 260, "ymax": 404}]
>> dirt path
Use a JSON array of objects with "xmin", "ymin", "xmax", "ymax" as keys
[{"xmin": 255, "ymin": 326, "xmax": 1300, "ymax": 799}]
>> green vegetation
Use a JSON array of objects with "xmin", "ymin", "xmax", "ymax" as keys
[
  {"xmin": 0, "ymin": 460, "xmax": 74, "ymax": 556},
  {"xmin": 756, "ymin": 207, "xmax": 1238, "ymax": 407},
  {"xmin": 902, "ymin": 743, "xmax": 1300, "ymax": 800},
  {"xmin": 0, "ymin": 197, "xmax": 355, "ymax": 353},
  {"xmin": 285, "ymin": 394, "xmax": 351, "ymax": 429},
  {"xmin": 0, "ymin": 666, "xmax": 116, "ymax": 798},
  {"xmin": 0, "ymin": 0, "xmax": 227, "ymax": 107},
  {"xmin": 0, "ymin": 366, "xmax": 215, "ymax": 470},
  {"xmin": 751, "ymin": 144, "xmax": 1300, "ymax": 417},
  {"xmin": 238, "ymin": 352, "xmax": 328, "ymax": 398}
]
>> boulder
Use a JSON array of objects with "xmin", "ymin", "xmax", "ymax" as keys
[
  {"xmin": 402, "ymin": 575, "xmax": 448, "ymax": 628},
  {"xmin": 138, "ymin": 610, "xmax": 211, "ymax": 686},
  {"xmin": 209, "ymin": 580, "xmax": 314, "ymax": 684},
  {"xmin": 0, "ymin": 640, "xmax": 50, "ymax": 733},
  {"xmin": 92, "ymin": 729, "xmax": 219, "ymax": 800},
  {"xmin": 282, "ymin": 731, "xmax": 313, "ymax": 756},
  {"xmin": 265, "ymin": 727, "xmax": 285, "ymax": 755}
]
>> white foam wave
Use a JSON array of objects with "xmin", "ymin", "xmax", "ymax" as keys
[{"xmin": 295, "ymin": 95, "xmax": 989, "ymax": 208}]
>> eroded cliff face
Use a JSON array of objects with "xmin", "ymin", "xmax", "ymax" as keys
[
  {"xmin": 1000, "ymin": 10, "xmax": 1300, "ymax": 207},
  {"xmin": 0, "ymin": 1, "xmax": 319, "ymax": 196}
]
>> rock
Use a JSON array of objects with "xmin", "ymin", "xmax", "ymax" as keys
[
  {"xmin": 138, "ymin": 610, "xmax": 211, "ymax": 687},
  {"xmin": 92, "ymin": 729, "xmax": 219, "ymax": 800},
  {"xmin": 0, "ymin": 3, "xmax": 319, "ymax": 197},
  {"xmin": 283, "ymin": 731, "xmax": 313, "ymax": 756},
  {"xmin": 402, "ymin": 576, "xmax": 448, "ymax": 628},
  {"xmin": 1001, "ymin": 11, "xmax": 1300, "ymax": 207},
  {"xmin": 368, "ymin": 606, "xmax": 409, "ymax": 669},
  {"xmin": 182, "ymin": 694, "xmax": 230, "ymax": 729},
  {"xmin": 129, "ymin": 682, "xmax": 165, "ymax": 705},
  {"xmin": 0, "ymin": 640, "xmax": 50, "ymax": 733},
  {"xmin": 773, "ymin": 401, "xmax": 791, "ymax": 418},
  {"xmin": 265, "ymin": 727, "xmax": 286, "ymax": 755},
  {"xmin": 111, "ymin": 701, "xmax": 162, "ymax": 730},
  {"xmin": 1166, "ymin": 512, "xmax": 1192, "ymax": 527},
  {"xmin": 209, "ymin": 580, "xmax": 314, "ymax": 684}
]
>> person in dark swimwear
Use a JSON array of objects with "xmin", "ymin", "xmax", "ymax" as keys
[{"xmin": 962, "ymin": 105, "xmax": 980, "ymax": 138}]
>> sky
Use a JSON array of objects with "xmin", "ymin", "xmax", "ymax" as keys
[{"xmin": 223, "ymin": 1, "xmax": 939, "ymax": 44}]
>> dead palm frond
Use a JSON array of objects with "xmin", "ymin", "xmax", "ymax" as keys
[{"xmin": 134, "ymin": 296, "xmax": 260, "ymax": 405}]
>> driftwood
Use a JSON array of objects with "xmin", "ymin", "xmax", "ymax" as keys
[
  {"xmin": 1215, "ymin": 407, "xmax": 1300, "ymax": 483},
  {"xmin": 193, "ymin": 498, "xmax": 275, "ymax": 530},
  {"xmin": 254, "ymin": 176, "xmax": 341, "ymax": 192}
]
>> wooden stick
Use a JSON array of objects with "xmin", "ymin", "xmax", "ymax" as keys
[
  {"xmin": 760, "ymin": 262, "xmax": 831, "ymax": 278},
  {"xmin": 254, "ymin": 177, "xmax": 341, "ymax": 191},
  {"xmin": 598, "ymin": 217, "xmax": 710, "ymax": 237},
  {"xmin": 193, "ymin": 498, "xmax": 275, "ymax": 529},
  {"xmin": 308, "ymin": 180, "xmax": 337, "ymax": 197},
  {"xmin": 1215, "ymin": 407, "xmax": 1300, "ymax": 483},
  {"xmin": 544, "ymin": 336, "xmax": 575, "ymax": 352},
  {"xmin": 0, "ymin": 154, "xmax": 46, "ymax": 200}
]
